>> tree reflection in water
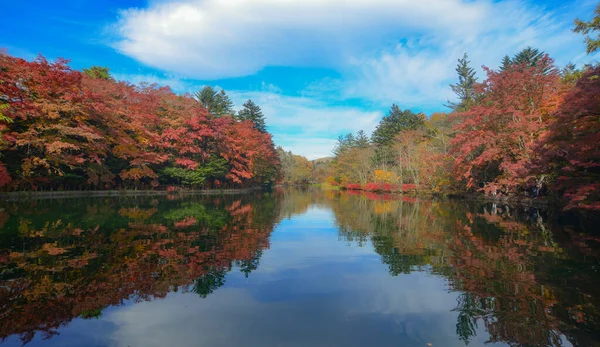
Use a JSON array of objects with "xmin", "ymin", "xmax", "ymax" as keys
[
  {"xmin": 0, "ymin": 192, "xmax": 282, "ymax": 344},
  {"xmin": 0, "ymin": 188, "xmax": 598, "ymax": 346},
  {"xmin": 329, "ymin": 191, "xmax": 600, "ymax": 347}
]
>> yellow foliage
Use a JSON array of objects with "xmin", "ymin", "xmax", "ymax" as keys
[{"xmin": 374, "ymin": 170, "xmax": 394, "ymax": 183}]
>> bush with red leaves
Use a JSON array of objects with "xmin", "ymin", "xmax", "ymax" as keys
[{"xmin": 364, "ymin": 182, "xmax": 398, "ymax": 192}]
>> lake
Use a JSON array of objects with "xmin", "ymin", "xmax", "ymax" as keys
[{"xmin": 0, "ymin": 188, "xmax": 599, "ymax": 347}]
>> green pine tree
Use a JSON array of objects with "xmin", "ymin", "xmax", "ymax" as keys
[
  {"xmin": 499, "ymin": 55, "xmax": 512, "ymax": 71},
  {"xmin": 237, "ymin": 99, "xmax": 267, "ymax": 132},
  {"xmin": 371, "ymin": 105, "xmax": 424, "ymax": 147},
  {"xmin": 333, "ymin": 133, "xmax": 356, "ymax": 156},
  {"xmin": 214, "ymin": 90, "xmax": 235, "ymax": 117},
  {"xmin": 447, "ymin": 53, "xmax": 477, "ymax": 112},
  {"xmin": 195, "ymin": 86, "xmax": 217, "ymax": 112},
  {"xmin": 194, "ymin": 87, "xmax": 234, "ymax": 117},
  {"xmin": 355, "ymin": 130, "xmax": 370, "ymax": 148},
  {"xmin": 512, "ymin": 47, "xmax": 544, "ymax": 67},
  {"xmin": 510, "ymin": 47, "xmax": 553, "ymax": 74},
  {"xmin": 574, "ymin": 3, "xmax": 600, "ymax": 54}
]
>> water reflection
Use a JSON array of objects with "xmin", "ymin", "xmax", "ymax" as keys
[
  {"xmin": 0, "ymin": 192, "xmax": 281, "ymax": 345},
  {"xmin": 0, "ymin": 188, "xmax": 598, "ymax": 346},
  {"xmin": 329, "ymin": 191, "xmax": 600, "ymax": 347}
]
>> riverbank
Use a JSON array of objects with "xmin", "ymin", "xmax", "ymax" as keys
[
  {"xmin": 330, "ymin": 183, "xmax": 554, "ymax": 210},
  {"xmin": 0, "ymin": 185, "xmax": 556, "ymax": 211},
  {"xmin": 446, "ymin": 192, "xmax": 553, "ymax": 209},
  {"xmin": 0, "ymin": 187, "xmax": 264, "ymax": 201}
]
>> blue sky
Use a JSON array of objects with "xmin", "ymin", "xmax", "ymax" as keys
[{"xmin": 2, "ymin": 0, "xmax": 599, "ymax": 159}]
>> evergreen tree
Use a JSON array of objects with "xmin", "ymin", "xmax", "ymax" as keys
[
  {"xmin": 371, "ymin": 105, "xmax": 423, "ymax": 147},
  {"xmin": 214, "ymin": 89, "xmax": 235, "ymax": 117},
  {"xmin": 344, "ymin": 133, "xmax": 356, "ymax": 147},
  {"xmin": 195, "ymin": 86, "xmax": 217, "ymax": 111},
  {"xmin": 499, "ymin": 55, "xmax": 512, "ymax": 72},
  {"xmin": 512, "ymin": 47, "xmax": 544, "ymax": 67},
  {"xmin": 194, "ymin": 86, "xmax": 235, "ymax": 117},
  {"xmin": 238, "ymin": 99, "xmax": 267, "ymax": 132},
  {"xmin": 574, "ymin": 3, "xmax": 600, "ymax": 54},
  {"xmin": 510, "ymin": 47, "xmax": 553, "ymax": 74},
  {"xmin": 333, "ymin": 133, "xmax": 356, "ymax": 156},
  {"xmin": 447, "ymin": 53, "xmax": 478, "ymax": 112},
  {"xmin": 355, "ymin": 130, "xmax": 370, "ymax": 148}
]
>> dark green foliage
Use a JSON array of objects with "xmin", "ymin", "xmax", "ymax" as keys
[
  {"xmin": 162, "ymin": 167, "xmax": 208, "ymax": 185},
  {"xmin": 371, "ymin": 145, "xmax": 396, "ymax": 168},
  {"xmin": 333, "ymin": 133, "xmax": 356, "ymax": 156},
  {"xmin": 195, "ymin": 86, "xmax": 217, "ymax": 110},
  {"xmin": 574, "ymin": 2, "xmax": 600, "ymax": 54},
  {"xmin": 355, "ymin": 130, "xmax": 370, "ymax": 148},
  {"xmin": 238, "ymin": 250, "xmax": 262, "ymax": 278},
  {"xmin": 162, "ymin": 158, "xmax": 229, "ymax": 186},
  {"xmin": 215, "ymin": 90, "xmax": 235, "ymax": 117},
  {"xmin": 512, "ymin": 47, "xmax": 544, "ymax": 67},
  {"xmin": 369, "ymin": 105, "xmax": 425, "ymax": 167},
  {"xmin": 238, "ymin": 99, "xmax": 267, "ymax": 132},
  {"xmin": 83, "ymin": 66, "xmax": 112, "ymax": 80},
  {"xmin": 193, "ymin": 267, "xmax": 227, "ymax": 298},
  {"xmin": 79, "ymin": 308, "xmax": 103, "ymax": 320},
  {"xmin": 447, "ymin": 53, "xmax": 478, "ymax": 112},
  {"xmin": 500, "ymin": 55, "xmax": 512, "ymax": 72},
  {"xmin": 500, "ymin": 47, "xmax": 553, "ymax": 74},
  {"xmin": 194, "ymin": 86, "xmax": 235, "ymax": 117},
  {"xmin": 453, "ymin": 293, "xmax": 480, "ymax": 344},
  {"xmin": 371, "ymin": 105, "xmax": 424, "ymax": 147}
]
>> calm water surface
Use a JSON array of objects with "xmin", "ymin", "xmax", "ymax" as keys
[{"xmin": 0, "ymin": 188, "xmax": 599, "ymax": 347}]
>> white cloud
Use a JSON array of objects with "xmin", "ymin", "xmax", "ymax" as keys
[
  {"xmin": 343, "ymin": 0, "xmax": 598, "ymax": 108},
  {"xmin": 344, "ymin": 42, "xmax": 456, "ymax": 107},
  {"xmin": 113, "ymin": 0, "xmax": 489, "ymax": 79},
  {"xmin": 229, "ymin": 89, "xmax": 382, "ymax": 159},
  {"xmin": 108, "ymin": 0, "xmax": 600, "ymax": 158},
  {"xmin": 112, "ymin": 0, "xmax": 598, "ymax": 108},
  {"xmin": 102, "ymin": 249, "xmax": 468, "ymax": 347}
]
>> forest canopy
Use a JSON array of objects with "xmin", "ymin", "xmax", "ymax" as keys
[
  {"xmin": 1, "ymin": 4, "xmax": 599, "ymax": 211},
  {"xmin": 0, "ymin": 54, "xmax": 279, "ymax": 190},
  {"xmin": 324, "ymin": 44, "xmax": 600, "ymax": 211}
]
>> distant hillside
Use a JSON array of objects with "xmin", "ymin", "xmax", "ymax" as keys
[
  {"xmin": 311, "ymin": 157, "xmax": 332, "ymax": 182},
  {"xmin": 312, "ymin": 157, "xmax": 334, "ymax": 165}
]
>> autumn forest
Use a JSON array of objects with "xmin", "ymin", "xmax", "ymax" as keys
[
  {"xmin": 317, "ymin": 50, "xmax": 599, "ymax": 211},
  {"xmin": 0, "ymin": 55, "xmax": 280, "ymax": 191},
  {"xmin": 281, "ymin": 7, "xmax": 600, "ymax": 211},
  {"xmin": 1, "ymin": 5, "xmax": 600, "ymax": 213},
  {"xmin": 2, "ymin": 1, "xmax": 600, "ymax": 346}
]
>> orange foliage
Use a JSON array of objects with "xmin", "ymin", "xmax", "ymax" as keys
[{"xmin": 0, "ymin": 53, "xmax": 280, "ymax": 190}]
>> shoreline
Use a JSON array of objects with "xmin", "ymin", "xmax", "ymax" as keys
[
  {"xmin": 0, "ymin": 187, "xmax": 264, "ymax": 201},
  {"xmin": 0, "ymin": 187, "xmax": 555, "ymax": 211},
  {"xmin": 336, "ymin": 187, "xmax": 554, "ymax": 210},
  {"xmin": 445, "ymin": 193, "xmax": 553, "ymax": 209}
]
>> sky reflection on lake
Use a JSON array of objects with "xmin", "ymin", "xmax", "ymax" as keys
[{"xmin": 1, "ymin": 189, "xmax": 597, "ymax": 347}]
